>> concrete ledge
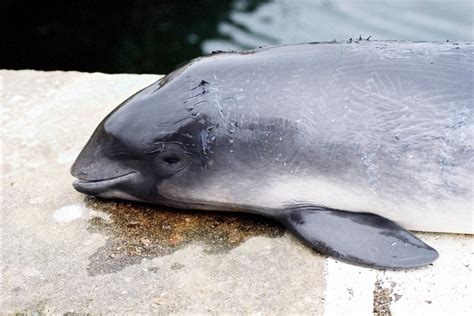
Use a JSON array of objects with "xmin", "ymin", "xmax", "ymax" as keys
[{"xmin": 1, "ymin": 70, "xmax": 472, "ymax": 314}]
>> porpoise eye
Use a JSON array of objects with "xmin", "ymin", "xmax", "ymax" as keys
[
  {"xmin": 162, "ymin": 154, "xmax": 180, "ymax": 165},
  {"xmin": 154, "ymin": 148, "xmax": 188, "ymax": 173},
  {"xmin": 149, "ymin": 142, "xmax": 190, "ymax": 173}
]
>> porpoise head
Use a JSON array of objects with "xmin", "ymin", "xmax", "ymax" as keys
[
  {"xmin": 72, "ymin": 50, "xmax": 301, "ymax": 214},
  {"xmin": 71, "ymin": 64, "xmax": 212, "ymax": 206},
  {"xmin": 71, "ymin": 59, "xmax": 265, "ymax": 210}
]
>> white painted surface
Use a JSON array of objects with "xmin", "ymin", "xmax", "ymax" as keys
[
  {"xmin": 323, "ymin": 234, "xmax": 474, "ymax": 315},
  {"xmin": 381, "ymin": 234, "xmax": 474, "ymax": 316}
]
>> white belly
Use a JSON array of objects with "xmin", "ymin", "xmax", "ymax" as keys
[{"xmin": 258, "ymin": 177, "xmax": 473, "ymax": 234}]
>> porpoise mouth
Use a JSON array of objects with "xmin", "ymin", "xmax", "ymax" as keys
[{"xmin": 72, "ymin": 172, "xmax": 137, "ymax": 195}]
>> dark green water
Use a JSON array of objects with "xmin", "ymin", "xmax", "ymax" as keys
[{"xmin": 3, "ymin": 0, "xmax": 472, "ymax": 74}]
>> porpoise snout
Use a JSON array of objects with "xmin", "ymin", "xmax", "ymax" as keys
[
  {"xmin": 71, "ymin": 140, "xmax": 137, "ymax": 196},
  {"xmin": 72, "ymin": 171, "xmax": 138, "ymax": 196},
  {"xmin": 71, "ymin": 153, "xmax": 133, "ymax": 182}
]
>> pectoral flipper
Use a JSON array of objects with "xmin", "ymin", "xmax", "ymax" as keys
[{"xmin": 279, "ymin": 205, "xmax": 438, "ymax": 269}]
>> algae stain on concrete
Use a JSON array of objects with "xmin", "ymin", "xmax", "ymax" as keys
[{"xmin": 84, "ymin": 197, "xmax": 284, "ymax": 275}]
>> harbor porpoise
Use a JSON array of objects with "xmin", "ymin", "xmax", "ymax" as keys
[{"xmin": 71, "ymin": 41, "xmax": 473, "ymax": 269}]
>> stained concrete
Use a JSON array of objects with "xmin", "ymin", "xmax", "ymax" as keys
[{"xmin": 1, "ymin": 70, "xmax": 472, "ymax": 315}]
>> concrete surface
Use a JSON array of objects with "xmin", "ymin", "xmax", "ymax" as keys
[{"xmin": 1, "ymin": 70, "xmax": 473, "ymax": 315}]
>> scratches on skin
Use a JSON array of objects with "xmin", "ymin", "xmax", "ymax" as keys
[
  {"xmin": 185, "ymin": 90, "xmax": 207, "ymax": 101},
  {"xmin": 155, "ymin": 116, "xmax": 194, "ymax": 128},
  {"xmin": 173, "ymin": 42, "xmax": 472, "ymax": 209},
  {"xmin": 186, "ymin": 78, "xmax": 228, "ymax": 126},
  {"xmin": 199, "ymin": 125, "xmax": 217, "ymax": 165},
  {"xmin": 383, "ymin": 73, "xmax": 397, "ymax": 94},
  {"xmin": 349, "ymin": 81, "xmax": 407, "ymax": 109},
  {"xmin": 324, "ymin": 48, "xmax": 472, "ymax": 198},
  {"xmin": 181, "ymin": 79, "xmax": 213, "ymax": 122},
  {"xmin": 185, "ymin": 100, "xmax": 207, "ymax": 111},
  {"xmin": 190, "ymin": 80, "xmax": 210, "ymax": 91}
]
